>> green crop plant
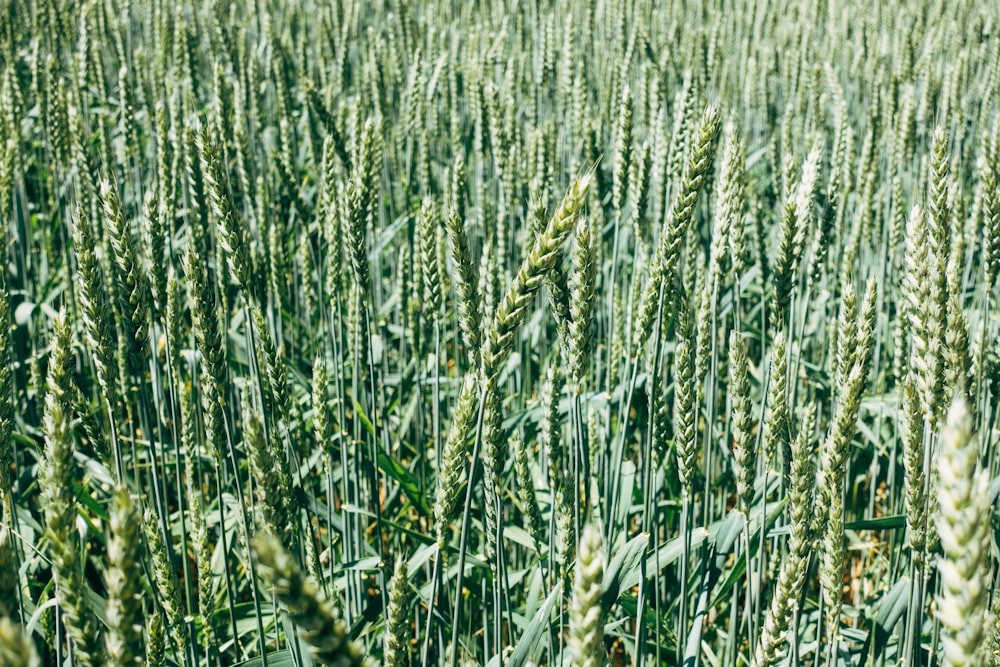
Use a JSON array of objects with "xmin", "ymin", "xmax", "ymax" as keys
[{"xmin": 0, "ymin": 1, "xmax": 997, "ymax": 666}]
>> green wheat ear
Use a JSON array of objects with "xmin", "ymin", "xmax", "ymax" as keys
[
  {"xmin": 200, "ymin": 127, "xmax": 253, "ymax": 296},
  {"xmin": 482, "ymin": 171, "xmax": 592, "ymax": 377},
  {"xmin": 253, "ymin": 532, "xmax": 369, "ymax": 667},
  {"xmin": 902, "ymin": 379, "xmax": 927, "ymax": 564},
  {"xmin": 0, "ymin": 524, "xmax": 17, "ymax": 619},
  {"xmin": 729, "ymin": 330, "xmax": 753, "ymax": 513},
  {"xmin": 72, "ymin": 206, "xmax": 120, "ymax": 423},
  {"xmin": 384, "ymin": 556, "xmax": 410, "ymax": 667},
  {"xmin": 447, "ymin": 206, "xmax": 481, "ymax": 364},
  {"xmin": 144, "ymin": 509, "xmax": 188, "ymax": 663},
  {"xmin": 612, "ymin": 84, "xmax": 634, "ymax": 218},
  {"xmin": 0, "ymin": 617, "xmax": 39, "ymax": 667},
  {"xmin": 539, "ymin": 350, "xmax": 567, "ymax": 498},
  {"xmin": 100, "ymin": 177, "xmax": 152, "ymax": 378},
  {"xmin": 435, "ymin": 374, "xmax": 477, "ymax": 547},
  {"xmin": 755, "ymin": 407, "xmax": 816, "ymax": 667},
  {"xmin": 568, "ymin": 213, "xmax": 597, "ymax": 391},
  {"xmin": 569, "ymin": 521, "xmax": 606, "ymax": 667},
  {"xmin": 40, "ymin": 313, "xmax": 104, "ymax": 667},
  {"xmin": 244, "ymin": 394, "xmax": 293, "ymax": 544},
  {"xmin": 0, "ymin": 279, "xmax": 12, "ymax": 503},
  {"xmin": 936, "ymin": 395, "xmax": 991, "ymax": 667},
  {"xmin": 513, "ymin": 434, "xmax": 545, "ymax": 553},
  {"xmin": 634, "ymin": 104, "xmax": 721, "ymax": 353},
  {"xmin": 674, "ymin": 324, "xmax": 697, "ymax": 499},
  {"xmin": 146, "ymin": 611, "xmax": 167, "ymax": 667},
  {"xmin": 418, "ymin": 197, "xmax": 443, "ymax": 317},
  {"xmin": 104, "ymin": 487, "xmax": 145, "ymax": 666}
]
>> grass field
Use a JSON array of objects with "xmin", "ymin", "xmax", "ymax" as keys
[{"xmin": 0, "ymin": 0, "xmax": 999, "ymax": 665}]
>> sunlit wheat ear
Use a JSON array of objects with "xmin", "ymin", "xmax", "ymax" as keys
[
  {"xmin": 755, "ymin": 408, "xmax": 816, "ymax": 667},
  {"xmin": 188, "ymin": 490, "xmax": 216, "ymax": 657},
  {"xmin": 694, "ymin": 262, "xmax": 712, "ymax": 394},
  {"xmin": 666, "ymin": 74, "xmax": 697, "ymax": 189},
  {"xmin": 569, "ymin": 522, "xmax": 606, "ymax": 667},
  {"xmin": 144, "ymin": 509, "xmax": 188, "ymax": 662},
  {"xmin": 185, "ymin": 241, "xmax": 226, "ymax": 462},
  {"xmin": 929, "ymin": 126, "xmax": 951, "ymax": 252},
  {"xmin": 539, "ymin": 352, "xmax": 566, "ymax": 494},
  {"xmin": 446, "ymin": 206, "xmax": 481, "ymax": 364},
  {"xmin": 513, "ymin": 434, "xmax": 544, "ymax": 552},
  {"xmin": 539, "ymin": 233, "xmax": 574, "ymax": 342},
  {"xmin": 772, "ymin": 140, "xmax": 822, "ymax": 329},
  {"xmin": 982, "ymin": 157, "xmax": 1000, "ymax": 287},
  {"xmin": 40, "ymin": 313, "xmax": 104, "ymax": 667},
  {"xmin": 417, "ymin": 198, "xmax": 443, "ymax": 319},
  {"xmin": 251, "ymin": 302, "xmax": 296, "ymax": 425},
  {"xmin": 355, "ymin": 116, "xmax": 382, "ymax": 229},
  {"xmin": 629, "ymin": 140, "xmax": 652, "ymax": 237},
  {"xmin": 311, "ymin": 358, "xmax": 337, "ymax": 459},
  {"xmin": 612, "ymin": 84, "xmax": 633, "ymax": 218},
  {"xmin": 944, "ymin": 260, "xmax": 974, "ymax": 404},
  {"xmin": 763, "ymin": 330, "xmax": 790, "ymax": 474},
  {"xmin": 902, "ymin": 205, "xmax": 933, "ymax": 409},
  {"xmin": 912, "ymin": 158, "xmax": 951, "ymax": 425},
  {"xmin": 104, "ymin": 487, "xmax": 145, "ymax": 666},
  {"xmin": 901, "ymin": 379, "xmax": 927, "ymax": 563},
  {"xmin": 164, "ymin": 268, "xmax": 185, "ymax": 377},
  {"xmin": 99, "ymin": 177, "xmax": 152, "ymax": 377},
  {"xmin": 817, "ymin": 278, "xmax": 877, "ymax": 638},
  {"xmin": 146, "ymin": 611, "xmax": 167, "ymax": 667},
  {"xmin": 434, "ymin": 375, "xmax": 477, "ymax": 547},
  {"xmin": 674, "ymin": 321, "xmax": 697, "ymax": 500},
  {"xmin": 480, "ymin": 375, "xmax": 505, "ymax": 570},
  {"xmin": 854, "ymin": 277, "xmax": 878, "ymax": 379},
  {"xmin": 0, "ymin": 617, "xmax": 39, "ymax": 667},
  {"xmin": 482, "ymin": 171, "xmax": 591, "ymax": 377},
  {"xmin": 819, "ymin": 279, "xmax": 877, "ymax": 508},
  {"xmin": 709, "ymin": 122, "xmax": 742, "ymax": 283},
  {"xmin": 199, "ymin": 128, "xmax": 252, "ymax": 295},
  {"xmin": 728, "ymin": 330, "xmax": 753, "ymax": 512},
  {"xmin": 552, "ymin": 483, "xmax": 576, "ymax": 592},
  {"xmin": 143, "ymin": 190, "xmax": 168, "ymax": 321},
  {"xmin": 253, "ymin": 532, "xmax": 369, "ymax": 667},
  {"xmin": 384, "ymin": 556, "xmax": 410, "ymax": 667},
  {"xmin": 244, "ymin": 394, "xmax": 293, "ymax": 544},
  {"xmin": 568, "ymin": 214, "xmax": 596, "ymax": 391},
  {"xmin": 267, "ymin": 212, "xmax": 290, "ymax": 312},
  {"xmin": 343, "ymin": 120, "xmax": 380, "ymax": 303},
  {"xmin": 634, "ymin": 104, "xmax": 721, "ymax": 353},
  {"xmin": 936, "ymin": 396, "xmax": 991, "ymax": 667},
  {"xmin": 72, "ymin": 207, "xmax": 119, "ymax": 413}
]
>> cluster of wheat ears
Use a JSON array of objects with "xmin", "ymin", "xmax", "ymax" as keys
[{"xmin": 0, "ymin": 0, "xmax": 998, "ymax": 665}]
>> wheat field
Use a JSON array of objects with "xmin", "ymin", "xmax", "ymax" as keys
[{"xmin": 0, "ymin": 0, "xmax": 998, "ymax": 665}]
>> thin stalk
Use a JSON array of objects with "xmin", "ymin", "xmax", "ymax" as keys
[
  {"xmin": 433, "ymin": 321, "xmax": 442, "ymax": 474},
  {"xmin": 218, "ymin": 406, "xmax": 268, "ymax": 667},
  {"xmin": 636, "ymin": 282, "xmax": 669, "ymax": 665},
  {"xmin": 421, "ymin": 548, "xmax": 444, "ymax": 667},
  {"xmin": 161, "ymin": 324, "xmax": 198, "ymax": 667},
  {"xmin": 449, "ymin": 379, "xmax": 488, "ymax": 667}
]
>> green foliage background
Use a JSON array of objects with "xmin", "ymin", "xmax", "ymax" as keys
[{"xmin": 0, "ymin": 0, "xmax": 998, "ymax": 665}]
